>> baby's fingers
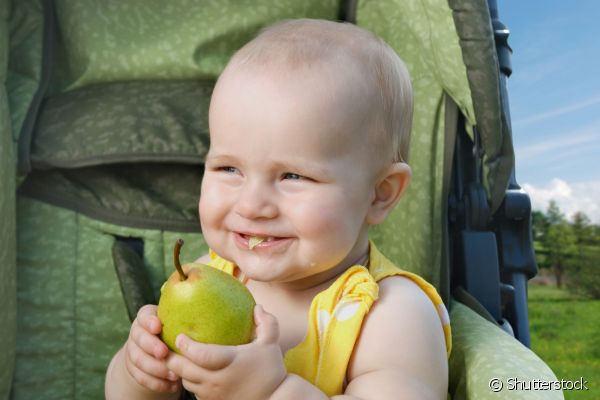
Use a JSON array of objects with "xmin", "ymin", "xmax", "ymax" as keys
[
  {"xmin": 131, "ymin": 319, "xmax": 169, "ymax": 359},
  {"xmin": 126, "ymin": 361, "xmax": 180, "ymax": 394},
  {"xmin": 136, "ymin": 304, "xmax": 162, "ymax": 334},
  {"xmin": 125, "ymin": 340, "xmax": 180, "ymax": 391}
]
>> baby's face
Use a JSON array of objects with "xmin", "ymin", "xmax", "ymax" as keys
[{"xmin": 200, "ymin": 66, "xmax": 380, "ymax": 285}]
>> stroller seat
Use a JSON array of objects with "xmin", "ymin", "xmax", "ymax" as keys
[{"xmin": 1, "ymin": 0, "xmax": 562, "ymax": 398}]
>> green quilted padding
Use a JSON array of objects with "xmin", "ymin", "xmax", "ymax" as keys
[
  {"xmin": 19, "ymin": 163, "xmax": 204, "ymax": 232},
  {"xmin": 448, "ymin": 0, "xmax": 514, "ymax": 213},
  {"xmin": 1, "ymin": 0, "xmax": 17, "ymax": 398},
  {"xmin": 370, "ymin": 79, "xmax": 446, "ymax": 287},
  {"xmin": 449, "ymin": 301, "xmax": 564, "ymax": 400},
  {"xmin": 359, "ymin": 0, "xmax": 474, "ymax": 288},
  {"xmin": 14, "ymin": 197, "xmax": 208, "ymax": 399},
  {"xmin": 359, "ymin": 0, "xmax": 513, "ymax": 214},
  {"xmin": 30, "ymin": 80, "xmax": 212, "ymax": 169},
  {"xmin": 6, "ymin": 0, "xmax": 43, "ymax": 141},
  {"xmin": 358, "ymin": 0, "xmax": 475, "ymax": 125},
  {"xmin": 81, "ymin": 214, "xmax": 209, "ymax": 296},
  {"xmin": 50, "ymin": 0, "xmax": 340, "ymax": 93}
]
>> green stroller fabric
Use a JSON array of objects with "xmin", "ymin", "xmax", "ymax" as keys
[
  {"xmin": 2, "ymin": 0, "xmax": 560, "ymax": 399},
  {"xmin": 14, "ymin": 197, "xmax": 209, "ymax": 399},
  {"xmin": 449, "ymin": 301, "xmax": 563, "ymax": 400},
  {"xmin": 0, "ymin": 0, "xmax": 17, "ymax": 398}
]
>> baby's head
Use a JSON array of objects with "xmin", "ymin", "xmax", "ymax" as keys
[
  {"xmin": 201, "ymin": 19, "xmax": 413, "ymax": 285},
  {"xmin": 216, "ymin": 18, "xmax": 413, "ymax": 167}
]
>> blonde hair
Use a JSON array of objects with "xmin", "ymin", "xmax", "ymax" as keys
[{"xmin": 222, "ymin": 19, "xmax": 413, "ymax": 163}]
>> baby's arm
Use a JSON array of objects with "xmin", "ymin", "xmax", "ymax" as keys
[
  {"xmin": 105, "ymin": 305, "xmax": 182, "ymax": 400},
  {"xmin": 341, "ymin": 276, "xmax": 448, "ymax": 399},
  {"xmin": 270, "ymin": 276, "xmax": 448, "ymax": 400}
]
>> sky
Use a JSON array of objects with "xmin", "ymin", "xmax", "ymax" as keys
[{"xmin": 500, "ymin": 1, "xmax": 600, "ymax": 223}]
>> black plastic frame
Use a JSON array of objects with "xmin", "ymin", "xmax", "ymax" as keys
[{"xmin": 449, "ymin": 0, "xmax": 538, "ymax": 347}]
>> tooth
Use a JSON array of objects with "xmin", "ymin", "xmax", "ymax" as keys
[{"xmin": 248, "ymin": 236, "xmax": 266, "ymax": 250}]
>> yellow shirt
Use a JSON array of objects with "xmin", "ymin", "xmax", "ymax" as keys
[{"xmin": 208, "ymin": 241, "xmax": 452, "ymax": 396}]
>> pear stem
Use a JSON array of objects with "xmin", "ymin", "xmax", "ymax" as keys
[{"xmin": 174, "ymin": 239, "xmax": 187, "ymax": 281}]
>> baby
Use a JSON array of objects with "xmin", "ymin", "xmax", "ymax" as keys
[{"xmin": 106, "ymin": 18, "xmax": 451, "ymax": 400}]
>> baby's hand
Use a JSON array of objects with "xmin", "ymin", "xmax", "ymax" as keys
[
  {"xmin": 124, "ymin": 305, "xmax": 181, "ymax": 393},
  {"xmin": 166, "ymin": 305, "xmax": 287, "ymax": 400}
]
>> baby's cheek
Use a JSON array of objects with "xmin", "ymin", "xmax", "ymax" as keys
[
  {"xmin": 199, "ymin": 187, "xmax": 229, "ymax": 239},
  {"xmin": 198, "ymin": 193, "xmax": 210, "ymax": 222},
  {"xmin": 199, "ymin": 178, "xmax": 227, "ymax": 219},
  {"xmin": 293, "ymin": 200, "xmax": 356, "ymax": 244},
  {"xmin": 298, "ymin": 210, "xmax": 360, "ymax": 274}
]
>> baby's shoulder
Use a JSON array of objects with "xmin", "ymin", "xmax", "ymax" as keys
[
  {"xmin": 346, "ymin": 275, "xmax": 448, "ymax": 388},
  {"xmin": 371, "ymin": 274, "xmax": 441, "ymax": 326}
]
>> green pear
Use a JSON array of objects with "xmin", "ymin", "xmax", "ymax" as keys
[{"xmin": 157, "ymin": 239, "xmax": 255, "ymax": 352}]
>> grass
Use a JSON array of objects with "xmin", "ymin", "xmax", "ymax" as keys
[{"xmin": 528, "ymin": 285, "xmax": 600, "ymax": 399}]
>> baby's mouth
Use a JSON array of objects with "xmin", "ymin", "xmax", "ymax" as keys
[
  {"xmin": 248, "ymin": 236, "xmax": 266, "ymax": 249},
  {"xmin": 239, "ymin": 233, "xmax": 283, "ymax": 249}
]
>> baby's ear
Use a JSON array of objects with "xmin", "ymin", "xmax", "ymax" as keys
[{"xmin": 366, "ymin": 162, "xmax": 411, "ymax": 225}]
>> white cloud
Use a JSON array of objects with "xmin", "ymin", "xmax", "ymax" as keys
[{"xmin": 522, "ymin": 179, "xmax": 600, "ymax": 223}]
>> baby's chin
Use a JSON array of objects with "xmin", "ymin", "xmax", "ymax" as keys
[
  {"xmin": 234, "ymin": 259, "xmax": 287, "ymax": 283},
  {"xmin": 233, "ymin": 253, "xmax": 311, "ymax": 282}
]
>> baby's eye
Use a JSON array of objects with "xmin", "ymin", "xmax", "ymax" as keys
[
  {"xmin": 218, "ymin": 166, "xmax": 238, "ymax": 174},
  {"xmin": 282, "ymin": 172, "xmax": 303, "ymax": 180}
]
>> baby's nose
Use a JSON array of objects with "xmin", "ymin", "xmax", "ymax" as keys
[{"xmin": 234, "ymin": 181, "xmax": 278, "ymax": 220}]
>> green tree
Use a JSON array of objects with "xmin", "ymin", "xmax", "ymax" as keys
[
  {"xmin": 567, "ymin": 251, "xmax": 600, "ymax": 299},
  {"xmin": 590, "ymin": 224, "xmax": 600, "ymax": 242},
  {"xmin": 543, "ymin": 202, "xmax": 575, "ymax": 288},
  {"xmin": 532, "ymin": 210, "xmax": 548, "ymax": 241},
  {"xmin": 546, "ymin": 199, "xmax": 564, "ymax": 225},
  {"xmin": 571, "ymin": 211, "xmax": 591, "ymax": 256},
  {"xmin": 566, "ymin": 212, "xmax": 600, "ymax": 298}
]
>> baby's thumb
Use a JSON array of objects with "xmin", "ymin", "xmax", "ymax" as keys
[{"xmin": 254, "ymin": 305, "xmax": 279, "ymax": 345}]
